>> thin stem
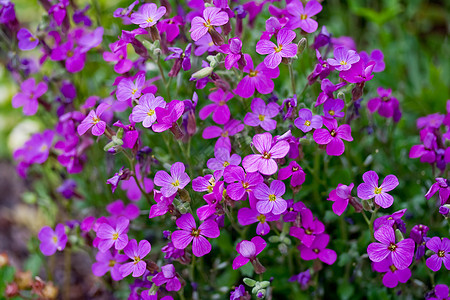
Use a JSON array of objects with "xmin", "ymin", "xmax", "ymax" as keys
[
  {"xmin": 120, "ymin": 148, "xmax": 152, "ymax": 203},
  {"xmin": 288, "ymin": 62, "xmax": 296, "ymax": 96},
  {"xmin": 63, "ymin": 247, "xmax": 71, "ymax": 300}
]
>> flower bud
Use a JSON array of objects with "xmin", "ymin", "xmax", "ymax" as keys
[
  {"xmin": 243, "ymin": 278, "xmax": 256, "ymax": 287},
  {"xmin": 395, "ymin": 228, "xmax": 404, "ymax": 242},
  {"xmin": 116, "ymin": 127, "xmax": 124, "ymax": 139},
  {"xmin": 178, "ymin": 189, "xmax": 191, "ymax": 203},
  {"xmin": 278, "ymin": 243, "xmax": 288, "ymax": 254},
  {"xmin": 192, "ymin": 67, "xmax": 214, "ymax": 79},
  {"xmin": 268, "ymin": 235, "xmax": 279, "ymax": 243},
  {"xmin": 361, "ymin": 199, "xmax": 373, "ymax": 211},
  {"xmin": 349, "ymin": 197, "xmax": 363, "ymax": 213},
  {"xmin": 297, "ymin": 38, "xmax": 307, "ymax": 55}
]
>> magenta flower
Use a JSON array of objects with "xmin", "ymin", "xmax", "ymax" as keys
[
  {"xmin": 425, "ymin": 237, "xmax": 450, "ymax": 272},
  {"xmin": 77, "ymin": 103, "xmax": 110, "ymax": 136},
  {"xmin": 244, "ymin": 98, "xmax": 279, "ymax": 131},
  {"xmin": 327, "ymin": 47, "xmax": 360, "ymax": 71},
  {"xmin": 357, "ymin": 171, "xmax": 399, "ymax": 209},
  {"xmin": 148, "ymin": 190, "xmax": 176, "ymax": 219},
  {"xmin": 367, "ymin": 225, "xmax": 415, "ymax": 270},
  {"xmin": 50, "ymin": 40, "xmax": 86, "ymax": 73},
  {"xmin": 256, "ymin": 28, "xmax": 297, "ymax": 69},
  {"xmin": 96, "ymin": 217, "xmax": 129, "ymax": 252},
  {"xmin": 339, "ymin": 59, "xmax": 376, "ymax": 84},
  {"xmin": 171, "ymin": 213, "xmax": 220, "ymax": 257},
  {"xmin": 372, "ymin": 256, "xmax": 411, "ymax": 288},
  {"xmin": 92, "ymin": 250, "xmax": 128, "ymax": 281},
  {"xmin": 429, "ymin": 285, "xmax": 450, "ymax": 300},
  {"xmin": 199, "ymin": 88, "xmax": 233, "ymax": 125},
  {"xmin": 120, "ymin": 239, "xmax": 151, "ymax": 277},
  {"xmin": 290, "ymin": 208, "xmax": 325, "ymax": 247},
  {"xmin": 242, "ymin": 132, "xmax": 290, "ymax": 176},
  {"xmin": 154, "ymin": 162, "xmax": 190, "ymax": 197},
  {"xmin": 360, "ymin": 49, "xmax": 385, "ymax": 73},
  {"xmin": 192, "ymin": 174, "xmax": 216, "ymax": 193},
  {"xmin": 278, "ymin": 161, "xmax": 305, "ymax": 187},
  {"xmin": 190, "ymin": 7, "xmax": 229, "ymax": 41},
  {"xmin": 235, "ymin": 54, "xmax": 280, "ymax": 98},
  {"xmin": 294, "ymin": 108, "xmax": 323, "ymax": 132},
  {"xmin": 202, "ymin": 119, "xmax": 244, "ymax": 151},
  {"xmin": 130, "ymin": 3, "xmax": 166, "ymax": 28},
  {"xmin": 120, "ymin": 164, "xmax": 154, "ymax": 201},
  {"xmin": 373, "ymin": 209, "xmax": 407, "ymax": 232},
  {"xmin": 157, "ymin": 16, "xmax": 183, "ymax": 42},
  {"xmin": 207, "ymin": 147, "xmax": 241, "ymax": 179},
  {"xmin": 103, "ymin": 41, "xmax": 133, "ymax": 74},
  {"xmin": 194, "ymin": 33, "xmax": 220, "ymax": 56},
  {"xmin": 223, "ymin": 166, "xmax": 263, "ymax": 201},
  {"xmin": 232, "ymin": 236, "xmax": 266, "ymax": 271},
  {"xmin": 17, "ymin": 28, "xmax": 39, "ymax": 50},
  {"xmin": 166, "ymin": 44, "xmax": 192, "ymax": 77},
  {"xmin": 323, "ymin": 99, "xmax": 345, "ymax": 119},
  {"xmin": 327, "ymin": 183, "xmax": 354, "ymax": 216},
  {"xmin": 254, "ymin": 180, "xmax": 287, "ymax": 215},
  {"xmin": 298, "ymin": 233, "xmax": 337, "ymax": 265},
  {"xmin": 313, "ymin": 118, "xmax": 353, "ymax": 156},
  {"xmin": 153, "ymin": 100, "xmax": 185, "ymax": 133},
  {"xmin": 409, "ymin": 132, "xmax": 437, "ymax": 164},
  {"xmin": 197, "ymin": 182, "xmax": 223, "ymax": 220},
  {"xmin": 315, "ymin": 78, "xmax": 347, "ymax": 107},
  {"xmin": 107, "ymin": 200, "xmax": 140, "ymax": 221},
  {"xmin": 237, "ymin": 206, "xmax": 279, "ymax": 235},
  {"xmin": 219, "ymin": 37, "xmax": 244, "ymax": 70},
  {"xmin": 131, "ymin": 93, "xmax": 166, "ymax": 128},
  {"xmin": 152, "ymin": 264, "xmax": 181, "ymax": 292},
  {"xmin": 12, "ymin": 77, "xmax": 47, "ymax": 116},
  {"xmin": 116, "ymin": 73, "xmax": 145, "ymax": 102},
  {"xmin": 38, "ymin": 224, "xmax": 67, "ymax": 256},
  {"xmin": 425, "ymin": 178, "xmax": 450, "ymax": 205},
  {"xmin": 367, "ymin": 87, "xmax": 400, "ymax": 119},
  {"xmin": 286, "ymin": 0, "xmax": 322, "ymax": 33}
]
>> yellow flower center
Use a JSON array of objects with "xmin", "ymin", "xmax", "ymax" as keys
[
  {"xmin": 131, "ymin": 88, "xmax": 137, "ymax": 95},
  {"xmin": 374, "ymin": 187, "xmax": 382, "ymax": 194},
  {"xmin": 300, "ymin": 14, "xmax": 308, "ymax": 20},
  {"xmin": 388, "ymin": 243, "xmax": 397, "ymax": 251},
  {"xmin": 203, "ymin": 19, "xmax": 212, "ymax": 28},
  {"xmin": 109, "ymin": 260, "xmax": 116, "ymax": 267},
  {"xmin": 172, "ymin": 180, "xmax": 180, "ymax": 187},
  {"xmin": 389, "ymin": 265, "xmax": 397, "ymax": 272},
  {"xmin": 258, "ymin": 114, "xmax": 265, "ymax": 121},
  {"xmin": 329, "ymin": 110, "xmax": 335, "ymax": 116},
  {"xmin": 208, "ymin": 41, "xmax": 214, "ymax": 46},
  {"xmin": 191, "ymin": 228, "xmax": 201, "ymax": 237},
  {"xmin": 274, "ymin": 44, "xmax": 283, "ymax": 53},
  {"xmin": 223, "ymin": 161, "xmax": 230, "ymax": 167},
  {"xmin": 438, "ymin": 250, "xmax": 446, "ymax": 257},
  {"xmin": 29, "ymin": 36, "xmax": 36, "ymax": 42},
  {"xmin": 242, "ymin": 181, "xmax": 250, "ymax": 189},
  {"xmin": 330, "ymin": 129, "xmax": 337, "ymax": 137},
  {"xmin": 133, "ymin": 256, "xmax": 141, "ymax": 264},
  {"xmin": 221, "ymin": 131, "xmax": 229, "ymax": 137},
  {"xmin": 52, "ymin": 236, "xmax": 58, "ymax": 243},
  {"xmin": 219, "ymin": 100, "xmax": 226, "ymax": 106},
  {"xmin": 269, "ymin": 194, "xmax": 276, "ymax": 202},
  {"xmin": 292, "ymin": 166, "xmax": 299, "ymax": 171},
  {"xmin": 146, "ymin": 17, "xmax": 154, "ymax": 23},
  {"xmin": 92, "ymin": 117, "xmax": 100, "ymax": 124},
  {"xmin": 147, "ymin": 109, "xmax": 155, "ymax": 116},
  {"xmin": 263, "ymin": 151, "xmax": 271, "ymax": 159},
  {"xmin": 313, "ymin": 248, "xmax": 320, "ymax": 253},
  {"xmin": 304, "ymin": 120, "xmax": 311, "ymax": 126},
  {"xmin": 257, "ymin": 214, "xmax": 266, "ymax": 223},
  {"xmin": 305, "ymin": 229, "xmax": 313, "ymax": 235},
  {"xmin": 340, "ymin": 60, "xmax": 347, "ymax": 66},
  {"xmin": 249, "ymin": 70, "xmax": 258, "ymax": 77},
  {"xmin": 112, "ymin": 233, "xmax": 119, "ymax": 240}
]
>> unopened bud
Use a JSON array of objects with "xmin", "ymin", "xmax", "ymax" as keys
[
  {"xmin": 349, "ymin": 197, "xmax": 363, "ymax": 213},
  {"xmin": 278, "ymin": 243, "xmax": 288, "ymax": 254},
  {"xmin": 395, "ymin": 229, "xmax": 404, "ymax": 242},
  {"xmin": 116, "ymin": 128, "xmax": 124, "ymax": 139},
  {"xmin": 297, "ymin": 38, "xmax": 307, "ymax": 55},
  {"xmin": 337, "ymin": 92, "xmax": 345, "ymax": 100},
  {"xmin": 243, "ymin": 278, "xmax": 256, "ymax": 287},
  {"xmin": 111, "ymin": 136, "xmax": 123, "ymax": 146},
  {"xmin": 362, "ymin": 199, "xmax": 373, "ymax": 211},
  {"xmin": 178, "ymin": 189, "xmax": 191, "ymax": 203},
  {"xmin": 268, "ymin": 236, "xmax": 280, "ymax": 243},
  {"xmin": 192, "ymin": 67, "xmax": 214, "ymax": 79},
  {"xmin": 259, "ymin": 281, "xmax": 270, "ymax": 289}
]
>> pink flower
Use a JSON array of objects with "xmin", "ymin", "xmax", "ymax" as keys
[
  {"xmin": 367, "ymin": 225, "xmax": 415, "ymax": 270},
  {"xmin": 38, "ymin": 224, "xmax": 67, "ymax": 256},
  {"xmin": 12, "ymin": 78, "xmax": 47, "ymax": 116},
  {"xmin": 96, "ymin": 217, "xmax": 129, "ymax": 252},
  {"xmin": 130, "ymin": 3, "xmax": 166, "ymax": 28},
  {"xmin": 120, "ymin": 239, "xmax": 152, "ymax": 277},
  {"xmin": 232, "ymin": 236, "xmax": 266, "ymax": 272},
  {"xmin": 171, "ymin": 213, "xmax": 220, "ymax": 257},
  {"xmin": 298, "ymin": 233, "xmax": 337, "ymax": 265},
  {"xmin": 372, "ymin": 256, "xmax": 411, "ymax": 288},
  {"xmin": 256, "ymin": 28, "xmax": 297, "ymax": 69},
  {"xmin": 131, "ymin": 93, "xmax": 166, "ymax": 128},
  {"xmin": 327, "ymin": 47, "xmax": 360, "ymax": 71},
  {"xmin": 286, "ymin": 0, "xmax": 322, "ymax": 33},
  {"xmin": 294, "ymin": 108, "xmax": 323, "ymax": 133},
  {"xmin": 152, "ymin": 264, "xmax": 181, "ymax": 292},
  {"xmin": 327, "ymin": 183, "xmax": 354, "ymax": 216},
  {"xmin": 77, "ymin": 102, "xmax": 111, "ymax": 136},
  {"xmin": 254, "ymin": 180, "xmax": 287, "ymax": 215},
  {"xmin": 244, "ymin": 98, "xmax": 279, "ymax": 131},
  {"xmin": 190, "ymin": 7, "xmax": 229, "ymax": 41},
  {"xmin": 313, "ymin": 118, "xmax": 353, "ymax": 156},
  {"xmin": 116, "ymin": 73, "xmax": 145, "ymax": 102},
  {"xmin": 425, "ymin": 237, "xmax": 450, "ymax": 272},
  {"xmin": 92, "ymin": 250, "xmax": 128, "ymax": 281},
  {"xmin": 154, "ymin": 162, "xmax": 190, "ymax": 197},
  {"xmin": 199, "ymin": 88, "xmax": 233, "ymax": 125},
  {"xmin": 223, "ymin": 166, "xmax": 263, "ymax": 201},
  {"xmin": 237, "ymin": 206, "xmax": 279, "ymax": 236},
  {"xmin": 242, "ymin": 132, "xmax": 290, "ymax": 175},
  {"xmin": 290, "ymin": 208, "xmax": 325, "ymax": 247},
  {"xmin": 357, "ymin": 171, "xmax": 399, "ymax": 208}
]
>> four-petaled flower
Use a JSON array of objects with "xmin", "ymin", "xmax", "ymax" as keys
[
  {"xmin": 244, "ymin": 98, "xmax": 280, "ymax": 131},
  {"xmin": 286, "ymin": 0, "xmax": 322, "ymax": 33},
  {"xmin": 232, "ymin": 236, "xmax": 267, "ymax": 273},
  {"xmin": 254, "ymin": 180, "xmax": 287, "ymax": 215},
  {"xmin": 130, "ymin": 3, "xmax": 166, "ymax": 28},
  {"xmin": 77, "ymin": 102, "xmax": 111, "ymax": 136},
  {"xmin": 96, "ymin": 217, "xmax": 129, "ymax": 252},
  {"xmin": 327, "ymin": 47, "xmax": 360, "ymax": 71},
  {"xmin": 154, "ymin": 162, "xmax": 190, "ymax": 197},
  {"xmin": 294, "ymin": 108, "xmax": 323, "ymax": 132},
  {"xmin": 313, "ymin": 117, "xmax": 353, "ymax": 156},
  {"xmin": 256, "ymin": 28, "xmax": 297, "ymax": 69},
  {"xmin": 131, "ymin": 93, "xmax": 166, "ymax": 128},
  {"xmin": 357, "ymin": 170, "xmax": 399, "ymax": 209},
  {"xmin": 120, "ymin": 239, "xmax": 151, "ymax": 277},
  {"xmin": 425, "ymin": 237, "xmax": 450, "ymax": 272},
  {"xmin": 190, "ymin": 7, "xmax": 229, "ymax": 41},
  {"xmin": 38, "ymin": 224, "xmax": 68, "ymax": 256}
]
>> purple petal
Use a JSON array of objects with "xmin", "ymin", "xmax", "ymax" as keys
[
  {"xmin": 171, "ymin": 230, "xmax": 193, "ymax": 250},
  {"xmin": 380, "ymin": 175, "xmax": 399, "ymax": 192},
  {"xmin": 192, "ymin": 236, "xmax": 212, "ymax": 257}
]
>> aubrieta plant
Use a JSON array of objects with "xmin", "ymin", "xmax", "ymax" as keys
[{"xmin": 1, "ymin": 0, "xmax": 449, "ymax": 299}]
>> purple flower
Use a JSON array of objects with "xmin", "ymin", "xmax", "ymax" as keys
[
  {"xmin": 298, "ymin": 233, "xmax": 337, "ymax": 265},
  {"xmin": 417, "ymin": 113, "xmax": 445, "ymax": 129},
  {"xmin": 409, "ymin": 132, "xmax": 438, "ymax": 164},
  {"xmin": 290, "ymin": 208, "xmax": 325, "ymax": 247},
  {"xmin": 373, "ymin": 209, "xmax": 407, "ymax": 232},
  {"xmin": 154, "ymin": 162, "xmax": 190, "ymax": 197},
  {"xmin": 220, "ymin": 37, "xmax": 244, "ymax": 70},
  {"xmin": 323, "ymin": 99, "xmax": 345, "ymax": 119},
  {"xmin": 120, "ymin": 164, "xmax": 154, "ymax": 201},
  {"xmin": 157, "ymin": 16, "xmax": 183, "ymax": 42},
  {"xmin": 107, "ymin": 200, "xmax": 140, "ymax": 221},
  {"xmin": 171, "ymin": 213, "xmax": 220, "ymax": 257},
  {"xmin": 190, "ymin": 7, "xmax": 229, "ymax": 41},
  {"xmin": 327, "ymin": 47, "xmax": 360, "ymax": 71},
  {"xmin": 286, "ymin": 0, "xmax": 322, "ymax": 33},
  {"xmin": 360, "ymin": 49, "xmax": 385, "ymax": 73},
  {"xmin": 17, "ymin": 28, "xmax": 39, "ymax": 51},
  {"xmin": 199, "ymin": 88, "xmax": 233, "ymax": 125},
  {"xmin": 315, "ymin": 78, "xmax": 347, "ymax": 107},
  {"xmin": 339, "ymin": 59, "xmax": 376, "ymax": 84},
  {"xmin": 207, "ymin": 147, "xmax": 241, "ymax": 179},
  {"xmin": 92, "ymin": 250, "xmax": 128, "ymax": 281},
  {"xmin": 77, "ymin": 103, "xmax": 110, "ymax": 136},
  {"xmin": 294, "ymin": 108, "xmax": 323, "ymax": 132},
  {"xmin": 372, "ymin": 256, "xmax": 411, "ymax": 288},
  {"xmin": 131, "ymin": 94, "xmax": 166, "ymax": 128},
  {"xmin": 223, "ymin": 166, "xmax": 263, "ymax": 201},
  {"xmin": 130, "ymin": 3, "xmax": 166, "ymax": 28},
  {"xmin": 254, "ymin": 180, "xmax": 287, "ymax": 215},
  {"xmin": 289, "ymin": 269, "xmax": 311, "ymax": 290},
  {"xmin": 425, "ymin": 237, "xmax": 450, "ymax": 272},
  {"xmin": 425, "ymin": 178, "xmax": 450, "ymax": 206},
  {"xmin": 232, "ymin": 236, "xmax": 266, "ymax": 270},
  {"xmin": 428, "ymin": 284, "xmax": 450, "ymax": 300},
  {"xmin": 235, "ymin": 54, "xmax": 280, "ymax": 98},
  {"xmin": 96, "ymin": 217, "xmax": 129, "ymax": 252},
  {"xmin": 203, "ymin": 119, "xmax": 244, "ymax": 151},
  {"xmin": 12, "ymin": 77, "xmax": 47, "ymax": 116},
  {"xmin": 256, "ymin": 28, "xmax": 297, "ymax": 69},
  {"xmin": 103, "ymin": 41, "xmax": 133, "ymax": 74},
  {"xmin": 194, "ymin": 33, "xmax": 220, "ymax": 56},
  {"xmin": 120, "ymin": 239, "xmax": 152, "ymax": 277},
  {"xmin": 367, "ymin": 225, "xmax": 415, "ymax": 269},
  {"xmin": 308, "ymin": 49, "xmax": 334, "ymax": 85},
  {"xmin": 107, "ymin": 167, "xmax": 130, "ymax": 193},
  {"xmin": 116, "ymin": 73, "xmax": 145, "ymax": 102},
  {"xmin": 149, "ymin": 190, "xmax": 176, "ymax": 219},
  {"xmin": 153, "ymin": 100, "xmax": 185, "ymax": 133},
  {"xmin": 357, "ymin": 171, "xmax": 399, "ymax": 209},
  {"xmin": 327, "ymin": 183, "xmax": 354, "ymax": 216},
  {"xmin": 244, "ymin": 98, "xmax": 279, "ymax": 131},
  {"xmin": 410, "ymin": 224, "xmax": 429, "ymax": 245},
  {"xmin": 197, "ymin": 182, "xmax": 224, "ymax": 220},
  {"xmin": 152, "ymin": 264, "xmax": 181, "ymax": 291},
  {"xmin": 38, "ymin": 224, "xmax": 67, "ymax": 256},
  {"xmin": 313, "ymin": 118, "xmax": 353, "ymax": 156},
  {"xmin": 278, "ymin": 161, "xmax": 305, "ymax": 187},
  {"xmin": 230, "ymin": 284, "xmax": 246, "ymax": 300},
  {"xmin": 165, "ymin": 44, "xmax": 192, "ymax": 77},
  {"xmin": 367, "ymin": 87, "xmax": 400, "ymax": 119},
  {"xmin": 237, "ymin": 206, "xmax": 279, "ymax": 235},
  {"xmin": 242, "ymin": 132, "xmax": 290, "ymax": 175},
  {"xmin": 192, "ymin": 174, "xmax": 216, "ymax": 193},
  {"xmin": 113, "ymin": 1, "xmax": 139, "ymax": 24}
]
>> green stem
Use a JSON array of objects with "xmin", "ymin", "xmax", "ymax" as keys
[
  {"xmin": 368, "ymin": 207, "xmax": 379, "ymax": 240},
  {"xmin": 120, "ymin": 148, "xmax": 152, "ymax": 203},
  {"xmin": 288, "ymin": 62, "xmax": 297, "ymax": 95}
]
